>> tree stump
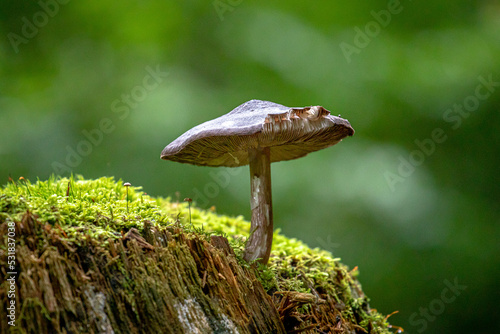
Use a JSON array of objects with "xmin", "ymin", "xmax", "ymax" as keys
[
  {"xmin": 0, "ymin": 176, "xmax": 397, "ymax": 333},
  {"xmin": 0, "ymin": 212, "xmax": 285, "ymax": 333}
]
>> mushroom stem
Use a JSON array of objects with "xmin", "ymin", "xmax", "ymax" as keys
[{"xmin": 244, "ymin": 146, "xmax": 273, "ymax": 264}]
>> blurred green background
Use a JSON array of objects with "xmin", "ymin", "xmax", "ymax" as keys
[{"xmin": 1, "ymin": 0, "xmax": 499, "ymax": 332}]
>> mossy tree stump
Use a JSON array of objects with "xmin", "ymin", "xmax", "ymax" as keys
[
  {"xmin": 0, "ymin": 176, "xmax": 398, "ymax": 333},
  {"xmin": 1, "ymin": 213, "xmax": 283, "ymax": 333}
]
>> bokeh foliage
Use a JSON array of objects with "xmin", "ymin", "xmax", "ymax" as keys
[{"xmin": 1, "ymin": 1, "xmax": 499, "ymax": 333}]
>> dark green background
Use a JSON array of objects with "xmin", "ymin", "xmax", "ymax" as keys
[{"xmin": 1, "ymin": 1, "xmax": 499, "ymax": 333}]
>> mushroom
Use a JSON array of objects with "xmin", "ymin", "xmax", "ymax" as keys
[{"xmin": 161, "ymin": 100, "xmax": 354, "ymax": 264}]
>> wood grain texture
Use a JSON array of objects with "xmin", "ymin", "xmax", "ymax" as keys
[{"xmin": 0, "ymin": 212, "xmax": 285, "ymax": 334}]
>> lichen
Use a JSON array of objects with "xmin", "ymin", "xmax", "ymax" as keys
[
  {"xmin": 175, "ymin": 297, "xmax": 212, "ymax": 334},
  {"xmin": 0, "ymin": 175, "xmax": 399, "ymax": 333}
]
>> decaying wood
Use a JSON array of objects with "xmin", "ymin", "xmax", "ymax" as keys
[
  {"xmin": 0, "ymin": 212, "xmax": 285, "ymax": 334},
  {"xmin": 274, "ymin": 292, "xmax": 352, "ymax": 334}
]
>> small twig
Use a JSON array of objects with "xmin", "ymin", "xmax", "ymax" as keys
[
  {"xmin": 201, "ymin": 270, "xmax": 207, "ymax": 288},
  {"xmin": 299, "ymin": 270, "xmax": 321, "ymax": 302}
]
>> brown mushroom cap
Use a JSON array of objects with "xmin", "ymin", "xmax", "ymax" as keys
[{"xmin": 160, "ymin": 100, "xmax": 354, "ymax": 167}]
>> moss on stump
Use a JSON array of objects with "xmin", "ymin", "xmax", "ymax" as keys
[{"xmin": 0, "ymin": 176, "xmax": 399, "ymax": 333}]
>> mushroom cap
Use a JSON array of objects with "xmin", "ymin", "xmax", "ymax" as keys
[{"xmin": 161, "ymin": 99, "xmax": 354, "ymax": 167}]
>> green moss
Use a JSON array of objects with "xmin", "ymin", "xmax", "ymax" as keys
[{"xmin": 0, "ymin": 175, "xmax": 399, "ymax": 333}]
